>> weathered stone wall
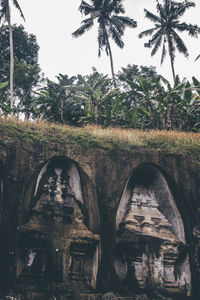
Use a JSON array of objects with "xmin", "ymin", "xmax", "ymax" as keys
[{"xmin": 0, "ymin": 135, "xmax": 200, "ymax": 300}]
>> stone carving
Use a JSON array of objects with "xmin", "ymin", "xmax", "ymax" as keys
[
  {"xmin": 16, "ymin": 237, "xmax": 51, "ymax": 287},
  {"xmin": 119, "ymin": 187, "xmax": 176, "ymax": 241},
  {"xmin": 69, "ymin": 243, "xmax": 88, "ymax": 281},
  {"xmin": 116, "ymin": 177, "xmax": 191, "ymax": 297},
  {"xmin": 32, "ymin": 165, "xmax": 77, "ymax": 224},
  {"xmin": 69, "ymin": 240, "xmax": 99, "ymax": 290},
  {"xmin": 20, "ymin": 247, "xmax": 46, "ymax": 279},
  {"xmin": 16, "ymin": 159, "xmax": 100, "ymax": 300},
  {"xmin": 1, "ymin": 152, "xmax": 195, "ymax": 300}
]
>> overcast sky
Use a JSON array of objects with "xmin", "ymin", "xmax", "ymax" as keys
[{"xmin": 11, "ymin": 0, "xmax": 200, "ymax": 83}]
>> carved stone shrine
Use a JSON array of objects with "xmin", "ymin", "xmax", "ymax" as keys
[{"xmin": 0, "ymin": 131, "xmax": 199, "ymax": 299}]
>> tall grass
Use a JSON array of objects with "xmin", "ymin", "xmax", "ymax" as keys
[{"xmin": 0, "ymin": 117, "xmax": 200, "ymax": 157}]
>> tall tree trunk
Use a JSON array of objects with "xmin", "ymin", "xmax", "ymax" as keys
[
  {"xmin": 104, "ymin": 29, "xmax": 116, "ymax": 87},
  {"xmin": 169, "ymin": 52, "xmax": 176, "ymax": 84},
  {"xmin": 167, "ymin": 34, "xmax": 176, "ymax": 83},
  {"xmin": 7, "ymin": 2, "xmax": 14, "ymax": 113},
  {"xmin": 60, "ymin": 98, "xmax": 64, "ymax": 123}
]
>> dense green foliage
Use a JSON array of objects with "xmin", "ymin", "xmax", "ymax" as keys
[
  {"xmin": 0, "ymin": 25, "xmax": 42, "ymax": 116},
  {"xmin": 28, "ymin": 66, "xmax": 200, "ymax": 131},
  {"xmin": 0, "ymin": 24, "xmax": 38, "ymax": 78},
  {"xmin": 0, "ymin": 0, "xmax": 25, "ymax": 110},
  {"xmin": 0, "ymin": 1, "xmax": 200, "ymax": 132},
  {"xmin": 0, "ymin": 81, "xmax": 11, "ymax": 113}
]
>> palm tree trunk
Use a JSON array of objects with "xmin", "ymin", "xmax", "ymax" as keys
[
  {"xmin": 60, "ymin": 98, "xmax": 64, "ymax": 123},
  {"xmin": 169, "ymin": 52, "xmax": 176, "ymax": 84},
  {"xmin": 7, "ymin": 2, "xmax": 14, "ymax": 113},
  {"xmin": 167, "ymin": 34, "xmax": 176, "ymax": 83},
  {"xmin": 104, "ymin": 29, "xmax": 116, "ymax": 87}
]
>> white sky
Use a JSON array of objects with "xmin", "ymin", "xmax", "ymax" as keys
[{"xmin": 11, "ymin": 0, "xmax": 200, "ymax": 83}]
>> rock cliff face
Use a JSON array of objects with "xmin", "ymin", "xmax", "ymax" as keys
[{"xmin": 0, "ymin": 127, "xmax": 200, "ymax": 300}]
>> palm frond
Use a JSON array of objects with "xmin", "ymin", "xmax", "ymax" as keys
[
  {"xmin": 79, "ymin": 0, "xmax": 95, "ymax": 15},
  {"xmin": 187, "ymin": 24, "xmax": 200, "ymax": 37},
  {"xmin": 108, "ymin": 24, "xmax": 124, "ymax": 48},
  {"xmin": 82, "ymin": 17, "xmax": 95, "ymax": 25},
  {"xmin": 175, "ymin": 1, "xmax": 195, "ymax": 17},
  {"xmin": 144, "ymin": 29, "xmax": 163, "ymax": 48},
  {"xmin": 172, "ymin": 30, "xmax": 188, "ymax": 57},
  {"xmin": 175, "ymin": 22, "xmax": 200, "ymax": 37},
  {"xmin": 164, "ymin": 0, "xmax": 170, "ymax": 15},
  {"xmin": 98, "ymin": 24, "xmax": 107, "ymax": 56},
  {"xmin": 12, "ymin": 0, "xmax": 25, "ymax": 21},
  {"xmin": 107, "ymin": 0, "xmax": 125, "ymax": 15},
  {"xmin": 169, "ymin": 1, "xmax": 181, "ymax": 21},
  {"xmin": 112, "ymin": 15, "xmax": 137, "ymax": 29},
  {"xmin": 144, "ymin": 8, "xmax": 161, "ymax": 24},
  {"xmin": 167, "ymin": 35, "xmax": 175, "ymax": 64},
  {"xmin": 156, "ymin": 1, "xmax": 166, "ymax": 20},
  {"xmin": 151, "ymin": 35, "xmax": 162, "ymax": 56},
  {"xmin": 175, "ymin": 22, "xmax": 189, "ymax": 32},
  {"xmin": 93, "ymin": 0, "xmax": 103, "ymax": 10},
  {"xmin": 138, "ymin": 27, "xmax": 158, "ymax": 38},
  {"xmin": 72, "ymin": 18, "xmax": 94, "ymax": 37},
  {"xmin": 160, "ymin": 38, "xmax": 167, "ymax": 65},
  {"xmin": 108, "ymin": 16, "xmax": 124, "ymax": 35},
  {"xmin": 0, "ymin": 0, "xmax": 9, "ymax": 22}
]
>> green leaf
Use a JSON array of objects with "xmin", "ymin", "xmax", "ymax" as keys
[
  {"xmin": 0, "ymin": 101, "xmax": 12, "ymax": 113},
  {"xmin": 192, "ymin": 76, "xmax": 200, "ymax": 89},
  {"xmin": 0, "ymin": 81, "xmax": 8, "ymax": 89},
  {"xmin": 38, "ymin": 90, "xmax": 49, "ymax": 97}
]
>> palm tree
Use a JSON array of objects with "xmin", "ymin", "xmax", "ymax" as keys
[
  {"xmin": 72, "ymin": 0, "xmax": 137, "ymax": 86},
  {"xmin": 0, "ymin": 0, "xmax": 25, "ymax": 111},
  {"xmin": 138, "ymin": 0, "xmax": 200, "ymax": 82}
]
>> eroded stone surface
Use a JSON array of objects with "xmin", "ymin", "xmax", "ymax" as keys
[
  {"xmin": 115, "ymin": 165, "xmax": 191, "ymax": 298},
  {"xmin": 14, "ymin": 158, "xmax": 100, "ymax": 300},
  {"xmin": 0, "ymin": 135, "xmax": 199, "ymax": 299}
]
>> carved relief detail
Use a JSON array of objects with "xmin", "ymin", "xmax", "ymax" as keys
[
  {"xmin": 69, "ymin": 243, "xmax": 86, "ymax": 281},
  {"xmin": 16, "ymin": 159, "xmax": 100, "ymax": 300},
  {"xmin": 19, "ymin": 247, "xmax": 47, "ymax": 280},
  {"xmin": 32, "ymin": 166, "xmax": 77, "ymax": 224},
  {"xmin": 116, "ymin": 182, "xmax": 190, "ymax": 296},
  {"xmin": 69, "ymin": 241, "xmax": 99, "ymax": 289},
  {"xmin": 121, "ymin": 186, "xmax": 176, "ymax": 241}
]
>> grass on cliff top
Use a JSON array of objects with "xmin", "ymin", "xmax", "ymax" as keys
[{"xmin": 0, "ymin": 116, "xmax": 200, "ymax": 159}]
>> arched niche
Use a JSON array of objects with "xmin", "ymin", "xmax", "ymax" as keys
[
  {"xmin": 20, "ymin": 156, "xmax": 100, "ymax": 233},
  {"xmin": 17, "ymin": 156, "xmax": 100, "ymax": 295},
  {"xmin": 115, "ymin": 163, "xmax": 191, "ymax": 297}
]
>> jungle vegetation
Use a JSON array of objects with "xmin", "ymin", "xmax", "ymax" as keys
[{"xmin": 0, "ymin": 0, "xmax": 200, "ymax": 132}]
